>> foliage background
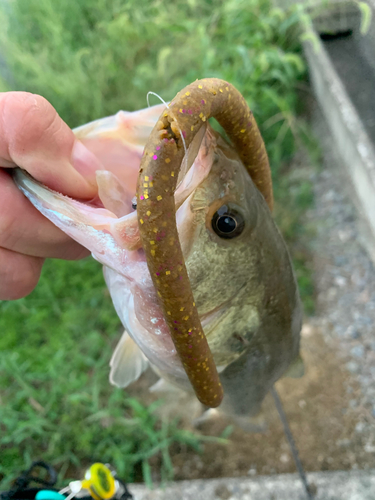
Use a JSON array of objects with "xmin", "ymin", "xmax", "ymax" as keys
[{"xmin": 0, "ymin": 0, "xmax": 314, "ymax": 487}]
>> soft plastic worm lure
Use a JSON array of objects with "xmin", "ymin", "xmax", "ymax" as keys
[{"xmin": 137, "ymin": 78, "xmax": 273, "ymax": 407}]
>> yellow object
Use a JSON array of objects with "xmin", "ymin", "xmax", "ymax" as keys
[{"xmin": 81, "ymin": 463, "xmax": 116, "ymax": 500}]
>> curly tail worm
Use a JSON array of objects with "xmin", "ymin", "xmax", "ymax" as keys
[{"xmin": 136, "ymin": 78, "xmax": 272, "ymax": 407}]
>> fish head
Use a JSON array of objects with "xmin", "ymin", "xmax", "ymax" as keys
[{"xmin": 178, "ymin": 125, "xmax": 301, "ymax": 374}]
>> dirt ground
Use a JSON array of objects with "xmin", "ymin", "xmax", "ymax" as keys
[{"xmin": 129, "ymin": 321, "xmax": 374, "ymax": 482}]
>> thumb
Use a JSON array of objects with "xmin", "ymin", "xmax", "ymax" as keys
[{"xmin": 0, "ymin": 91, "xmax": 100, "ymax": 199}]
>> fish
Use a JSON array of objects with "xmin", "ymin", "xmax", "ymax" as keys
[{"xmin": 14, "ymin": 80, "xmax": 303, "ymax": 428}]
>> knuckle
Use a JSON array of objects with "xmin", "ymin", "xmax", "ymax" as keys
[{"xmin": 0, "ymin": 253, "xmax": 43, "ymax": 300}]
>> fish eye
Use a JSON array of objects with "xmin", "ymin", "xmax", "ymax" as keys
[{"xmin": 211, "ymin": 205, "xmax": 245, "ymax": 239}]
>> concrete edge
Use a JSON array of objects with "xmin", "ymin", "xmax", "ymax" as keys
[
  {"xmin": 128, "ymin": 469, "xmax": 375, "ymax": 499},
  {"xmin": 302, "ymin": 16, "xmax": 375, "ymax": 252}
]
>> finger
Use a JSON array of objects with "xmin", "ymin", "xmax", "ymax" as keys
[
  {"xmin": 0, "ymin": 247, "xmax": 44, "ymax": 300},
  {"xmin": 0, "ymin": 91, "xmax": 101, "ymax": 199},
  {"xmin": 0, "ymin": 169, "xmax": 90, "ymax": 259}
]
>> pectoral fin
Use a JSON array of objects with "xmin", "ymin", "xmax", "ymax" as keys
[
  {"xmin": 193, "ymin": 408, "xmax": 267, "ymax": 433},
  {"xmin": 109, "ymin": 330, "xmax": 149, "ymax": 388},
  {"xmin": 149, "ymin": 378, "xmax": 182, "ymax": 394},
  {"xmin": 283, "ymin": 354, "xmax": 305, "ymax": 379}
]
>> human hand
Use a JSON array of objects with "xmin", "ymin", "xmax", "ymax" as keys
[{"xmin": 0, "ymin": 92, "xmax": 101, "ymax": 300}]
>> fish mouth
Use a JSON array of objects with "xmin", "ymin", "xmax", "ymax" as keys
[{"xmin": 88, "ymin": 124, "xmax": 212, "ymax": 254}]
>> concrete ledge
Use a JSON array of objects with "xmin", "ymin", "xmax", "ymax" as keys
[
  {"xmin": 303, "ymin": 15, "xmax": 375, "ymax": 247},
  {"xmin": 129, "ymin": 470, "xmax": 375, "ymax": 499}
]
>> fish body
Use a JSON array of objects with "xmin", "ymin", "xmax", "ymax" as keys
[{"xmin": 15, "ymin": 102, "xmax": 302, "ymax": 422}]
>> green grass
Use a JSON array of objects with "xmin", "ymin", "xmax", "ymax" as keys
[
  {"xmin": 0, "ymin": 0, "xmax": 305, "ymax": 142},
  {"xmin": 0, "ymin": 0, "xmax": 316, "ymax": 487},
  {"xmin": 0, "ymin": 259, "xmax": 210, "ymax": 488},
  {"xmin": 275, "ymin": 173, "xmax": 317, "ymax": 315}
]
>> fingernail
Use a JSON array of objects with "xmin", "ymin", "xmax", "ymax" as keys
[{"xmin": 71, "ymin": 140, "xmax": 102, "ymax": 186}]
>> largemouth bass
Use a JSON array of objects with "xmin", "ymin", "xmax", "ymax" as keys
[{"xmin": 14, "ymin": 79, "xmax": 302, "ymax": 426}]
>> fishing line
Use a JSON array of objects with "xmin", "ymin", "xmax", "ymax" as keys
[
  {"xmin": 271, "ymin": 386, "xmax": 314, "ymax": 500},
  {"xmin": 146, "ymin": 91, "xmax": 188, "ymax": 157}
]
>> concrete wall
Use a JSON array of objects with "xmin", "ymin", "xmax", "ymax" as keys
[
  {"xmin": 303, "ymin": 4, "xmax": 375, "ymax": 254},
  {"xmin": 356, "ymin": 0, "xmax": 375, "ymax": 73}
]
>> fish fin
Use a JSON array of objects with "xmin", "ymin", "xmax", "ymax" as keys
[
  {"xmin": 230, "ymin": 412, "xmax": 267, "ymax": 433},
  {"xmin": 194, "ymin": 408, "xmax": 267, "ymax": 434},
  {"xmin": 192, "ymin": 408, "xmax": 220, "ymax": 428},
  {"xmin": 283, "ymin": 354, "xmax": 305, "ymax": 379},
  {"xmin": 109, "ymin": 330, "xmax": 149, "ymax": 388},
  {"xmin": 149, "ymin": 378, "xmax": 181, "ymax": 394}
]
